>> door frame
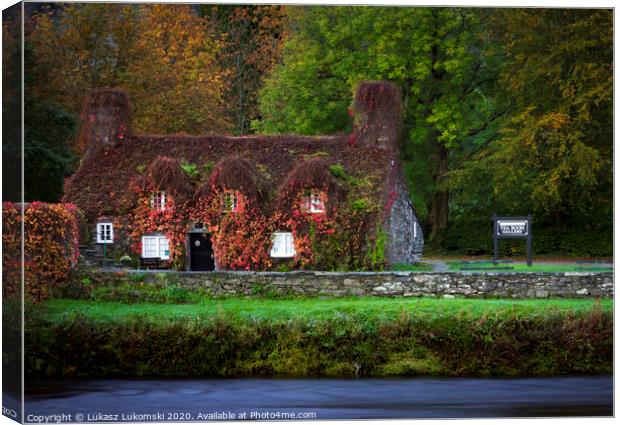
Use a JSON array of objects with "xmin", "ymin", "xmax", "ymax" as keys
[{"xmin": 187, "ymin": 230, "xmax": 215, "ymax": 271}]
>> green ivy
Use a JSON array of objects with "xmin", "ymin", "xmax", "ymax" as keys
[
  {"xmin": 328, "ymin": 163, "xmax": 348, "ymax": 180},
  {"xmin": 367, "ymin": 226, "xmax": 387, "ymax": 271},
  {"xmin": 180, "ymin": 162, "xmax": 200, "ymax": 178}
]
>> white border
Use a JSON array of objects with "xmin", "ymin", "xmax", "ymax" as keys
[{"xmin": 0, "ymin": 3, "xmax": 616, "ymax": 425}]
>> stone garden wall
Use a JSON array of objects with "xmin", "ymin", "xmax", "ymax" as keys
[{"xmin": 82, "ymin": 270, "xmax": 613, "ymax": 298}]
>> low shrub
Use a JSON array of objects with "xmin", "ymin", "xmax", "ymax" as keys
[
  {"xmin": 2, "ymin": 202, "xmax": 81, "ymax": 302},
  {"xmin": 25, "ymin": 307, "xmax": 612, "ymax": 378},
  {"xmin": 441, "ymin": 218, "xmax": 612, "ymax": 257}
]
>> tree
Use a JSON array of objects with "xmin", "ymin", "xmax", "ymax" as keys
[
  {"xmin": 122, "ymin": 4, "xmax": 230, "ymax": 134},
  {"xmin": 201, "ymin": 4, "xmax": 288, "ymax": 134},
  {"xmin": 2, "ymin": 15, "xmax": 22, "ymax": 202},
  {"xmin": 28, "ymin": 3, "xmax": 140, "ymax": 116},
  {"xmin": 28, "ymin": 3, "xmax": 230, "ymax": 140},
  {"xmin": 449, "ymin": 9, "xmax": 613, "ymax": 229},
  {"xmin": 23, "ymin": 87, "xmax": 77, "ymax": 203},
  {"xmin": 3, "ymin": 15, "xmax": 77, "ymax": 203},
  {"xmin": 255, "ymin": 7, "xmax": 500, "ymax": 241}
]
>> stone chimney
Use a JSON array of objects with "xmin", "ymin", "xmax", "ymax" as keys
[
  {"xmin": 80, "ymin": 89, "xmax": 132, "ymax": 158},
  {"xmin": 352, "ymin": 81, "xmax": 402, "ymax": 150}
]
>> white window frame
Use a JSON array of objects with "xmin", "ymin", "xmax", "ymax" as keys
[
  {"xmin": 150, "ymin": 191, "xmax": 167, "ymax": 211},
  {"xmin": 302, "ymin": 190, "xmax": 325, "ymax": 214},
  {"xmin": 141, "ymin": 235, "xmax": 170, "ymax": 260},
  {"xmin": 270, "ymin": 232, "xmax": 295, "ymax": 258},
  {"xmin": 96, "ymin": 222, "xmax": 114, "ymax": 244},
  {"xmin": 220, "ymin": 190, "xmax": 239, "ymax": 213}
]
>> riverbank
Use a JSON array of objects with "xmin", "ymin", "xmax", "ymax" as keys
[{"xmin": 26, "ymin": 298, "xmax": 612, "ymax": 378}]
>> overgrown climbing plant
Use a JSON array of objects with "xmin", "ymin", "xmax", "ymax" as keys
[
  {"xmin": 192, "ymin": 185, "xmax": 273, "ymax": 271},
  {"xmin": 2, "ymin": 202, "xmax": 80, "ymax": 302},
  {"xmin": 129, "ymin": 182, "xmax": 189, "ymax": 269}
]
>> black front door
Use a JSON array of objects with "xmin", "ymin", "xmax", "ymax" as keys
[{"xmin": 189, "ymin": 233, "xmax": 214, "ymax": 271}]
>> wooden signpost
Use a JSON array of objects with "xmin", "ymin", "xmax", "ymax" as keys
[{"xmin": 493, "ymin": 215, "xmax": 533, "ymax": 266}]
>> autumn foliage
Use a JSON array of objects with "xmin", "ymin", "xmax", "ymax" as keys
[
  {"xmin": 193, "ymin": 186, "xmax": 273, "ymax": 271},
  {"xmin": 202, "ymin": 4, "xmax": 288, "ymax": 134},
  {"xmin": 2, "ymin": 202, "xmax": 80, "ymax": 302},
  {"xmin": 129, "ymin": 157, "xmax": 194, "ymax": 269},
  {"xmin": 28, "ymin": 3, "xmax": 230, "ymax": 148},
  {"xmin": 112, "ymin": 148, "xmax": 386, "ymax": 271},
  {"xmin": 61, "ymin": 79, "xmax": 403, "ymax": 271}
]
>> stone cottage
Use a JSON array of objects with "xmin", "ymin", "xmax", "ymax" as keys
[{"xmin": 62, "ymin": 81, "xmax": 424, "ymax": 271}]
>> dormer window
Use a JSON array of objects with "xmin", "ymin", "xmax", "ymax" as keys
[
  {"xmin": 150, "ymin": 191, "xmax": 166, "ymax": 211},
  {"xmin": 220, "ymin": 190, "xmax": 239, "ymax": 213},
  {"xmin": 302, "ymin": 190, "xmax": 325, "ymax": 213}
]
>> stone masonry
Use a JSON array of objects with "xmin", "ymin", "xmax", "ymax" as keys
[{"xmin": 83, "ymin": 270, "xmax": 613, "ymax": 298}]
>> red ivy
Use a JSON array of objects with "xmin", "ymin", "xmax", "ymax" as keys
[
  {"xmin": 2, "ymin": 202, "xmax": 80, "ymax": 302},
  {"xmin": 192, "ymin": 184, "xmax": 273, "ymax": 271},
  {"xmin": 125, "ymin": 161, "xmax": 380, "ymax": 271},
  {"xmin": 129, "ymin": 182, "xmax": 189, "ymax": 268}
]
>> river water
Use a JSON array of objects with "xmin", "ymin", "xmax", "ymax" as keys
[{"xmin": 24, "ymin": 375, "xmax": 612, "ymax": 421}]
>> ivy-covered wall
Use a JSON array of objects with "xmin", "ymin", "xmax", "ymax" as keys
[
  {"xmin": 66, "ymin": 81, "xmax": 425, "ymax": 271},
  {"xmin": 80, "ymin": 154, "xmax": 424, "ymax": 272}
]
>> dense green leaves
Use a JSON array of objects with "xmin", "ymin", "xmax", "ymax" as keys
[
  {"xmin": 255, "ymin": 7, "xmax": 612, "ymax": 253},
  {"xmin": 449, "ymin": 9, "xmax": 613, "ymax": 231},
  {"xmin": 24, "ymin": 35, "xmax": 77, "ymax": 202},
  {"xmin": 255, "ymin": 7, "xmax": 501, "ymax": 240},
  {"xmin": 28, "ymin": 299, "xmax": 613, "ymax": 377}
]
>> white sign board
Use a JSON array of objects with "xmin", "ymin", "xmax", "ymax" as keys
[{"xmin": 497, "ymin": 220, "xmax": 528, "ymax": 236}]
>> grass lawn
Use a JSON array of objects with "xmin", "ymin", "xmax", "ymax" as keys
[
  {"xmin": 388, "ymin": 262, "xmax": 434, "ymax": 271},
  {"xmin": 42, "ymin": 297, "xmax": 612, "ymax": 324},
  {"xmin": 448, "ymin": 261, "xmax": 613, "ymax": 273}
]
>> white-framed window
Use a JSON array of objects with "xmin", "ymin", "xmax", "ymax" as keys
[
  {"xmin": 150, "ymin": 191, "xmax": 167, "ymax": 211},
  {"xmin": 270, "ymin": 232, "xmax": 295, "ymax": 258},
  {"xmin": 141, "ymin": 235, "xmax": 170, "ymax": 260},
  {"xmin": 96, "ymin": 222, "xmax": 114, "ymax": 244},
  {"xmin": 302, "ymin": 190, "xmax": 325, "ymax": 213},
  {"xmin": 220, "ymin": 190, "xmax": 239, "ymax": 213}
]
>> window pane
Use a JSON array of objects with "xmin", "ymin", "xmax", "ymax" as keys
[
  {"xmin": 97, "ymin": 223, "xmax": 113, "ymax": 243},
  {"xmin": 285, "ymin": 233, "xmax": 295, "ymax": 256},
  {"xmin": 270, "ymin": 234, "xmax": 281, "ymax": 257},
  {"xmin": 159, "ymin": 237, "xmax": 170, "ymax": 259},
  {"xmin": 221, "ymin": 191, "xmax": 240, "ymax": 212},
  {"xmin": 151, "ymin": 191, "xmax": 166, "ymax": 210},
  {"xmin": 271, "ymin": 233, "xmax": 294, "ymax": 258},
  {"xmin": 302, "ymin": 191, "xmax": 325, "ymax": 213},
  {"xmin": 143, "ymin": 237, "xmax": 157, "ymax": 257}
]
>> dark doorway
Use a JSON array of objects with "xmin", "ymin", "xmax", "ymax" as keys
[{"xmin": 189, "ymin": 233, "xmax": 214, "ymax": 271}]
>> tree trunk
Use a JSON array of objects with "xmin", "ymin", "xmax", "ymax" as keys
[
  {"xmin": 430, "ymin": 140, "xmax": 449, "ymax": 241},
  {"xmin": 427, "ymin": 16, "xmax": 449, "ymax": 242}
]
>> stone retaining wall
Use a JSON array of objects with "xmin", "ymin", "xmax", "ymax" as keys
[{"xmin": 85, "ymin": 270, "xmax": 613, "ymax": 298}]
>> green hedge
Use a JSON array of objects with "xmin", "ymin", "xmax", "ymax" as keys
[
  {"xmin": 440, "ymin": 221, "xmax": 612, "ymax": 257},
  {"xmin": 25, "ymin": 307, "xmax": 612, "ymax": 378}
]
